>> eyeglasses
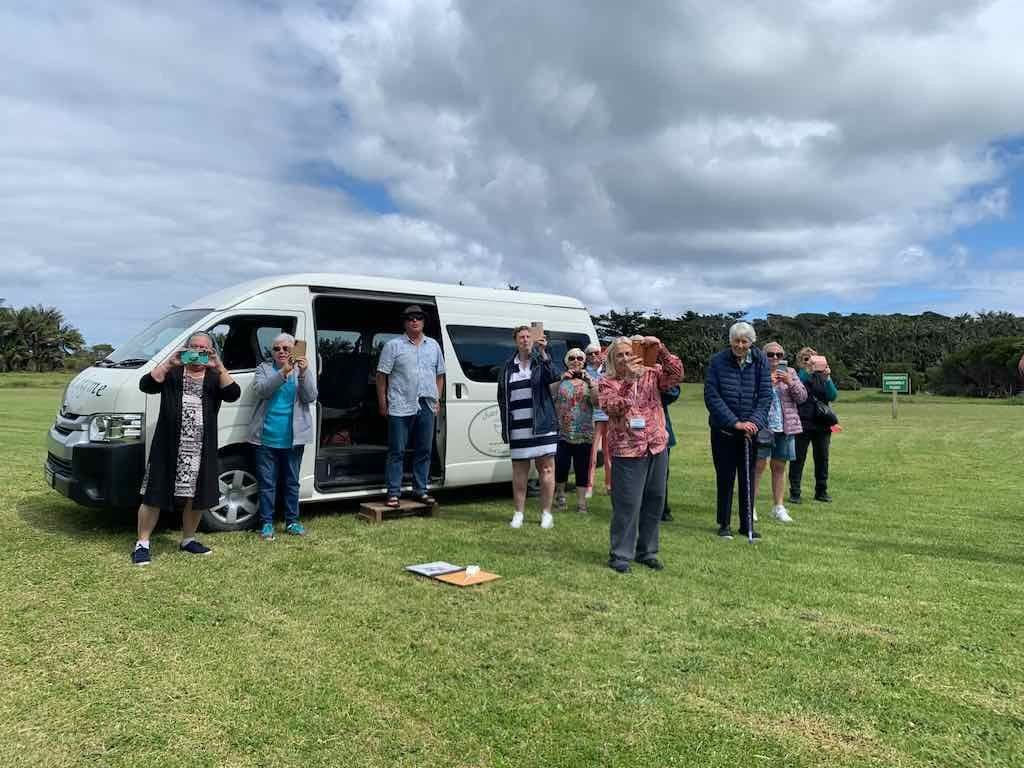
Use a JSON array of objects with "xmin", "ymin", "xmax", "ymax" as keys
[
  {"xmin": 271, "ymin": 345, "xmax": 291, "ymax": 352},
  {"xmin": 765, "ymin": 352, "xmax": 785, "ymax": 358},
  {"xmin": 586, "ymin": 351, "xmax": 600, "ymax": 355},
  {"xmin": 567, "ymin": 355, "xmax": 585, "ymax": 362},
  {"xmin": 405, "ymin": 314, "xmax": 425, "ymax": 321}
]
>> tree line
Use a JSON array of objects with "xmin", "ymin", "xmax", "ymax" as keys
[
  {"xmin": 2, "ymin": 300, "xmax": 1022, "ymax": 396},
  {"xmin": 591, "ymin": 308, "xmax": 1024, "ymax": 396}
]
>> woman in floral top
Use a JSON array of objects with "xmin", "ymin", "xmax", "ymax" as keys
[
  {"xmin": 599, "ymin": 336, "xmax": 683, "ymax": 573},
  {"xmin": 551, "ymin": 348, "xmax": 598, "ymax": 513}
]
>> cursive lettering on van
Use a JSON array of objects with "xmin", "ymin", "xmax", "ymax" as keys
[{"xmin": 68, "ymin": 377, "xmax": 109, "ymax": 399}]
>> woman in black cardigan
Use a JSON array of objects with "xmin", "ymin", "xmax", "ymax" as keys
[{"xmin": 131, "ymin": 332, "xmax": 240, "ymax": 566}]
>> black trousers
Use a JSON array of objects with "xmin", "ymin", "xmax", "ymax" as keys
[
  {"xmin": 709, "ymin": 429, "xmax": 757, "ymax": 533},
  {"xmin": 555, "ymin": 440, "xmax": 592, "ymax": 487},
  {"xmin": 789, "ymin": 429, "xmax": 831, "ymax": 497}
]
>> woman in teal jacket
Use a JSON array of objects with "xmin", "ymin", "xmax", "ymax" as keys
[{"xmin": 789, "ymin": 347, "xmax": 838, "ymax": 503}]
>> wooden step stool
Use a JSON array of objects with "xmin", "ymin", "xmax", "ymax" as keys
[{"xmin": 358, "ymin": 498, "xmax": 439, "ymax": 524}]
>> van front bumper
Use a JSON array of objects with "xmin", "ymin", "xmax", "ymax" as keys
[{"xmin": 46, "ymin": 422, "xmax": 144, "ymax": 509}]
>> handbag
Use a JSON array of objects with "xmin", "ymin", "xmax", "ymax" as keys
[
  {"xmin": 813, "ymin": 398, "xmax": 839, "ymax": 427},
  {"xmin": 756, "ymin": 426, "xmax": 774, "ymax": 446}
]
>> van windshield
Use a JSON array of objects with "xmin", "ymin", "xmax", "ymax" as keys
[{"xmin": 100, "ymin": 309, "xmax": 212, "ymax": 367}]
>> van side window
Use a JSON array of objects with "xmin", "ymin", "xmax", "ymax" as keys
[
  {"xmin": 446, "ymin": 325, "xmax": 590, "ymax": 382},
  {"xmin": 208, "ymin": 315, "xmax": 298, "ymax": 371}
]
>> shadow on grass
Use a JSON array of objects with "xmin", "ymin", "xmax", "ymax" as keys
[{"xmin": 17, "ymin": 491, "xmax": 136, "ymax": 540}]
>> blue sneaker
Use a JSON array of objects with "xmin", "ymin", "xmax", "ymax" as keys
[
  {"xmin": 285, "ymin": 522, "xmax": 305, "ymax": 536},
  {"xmin": 131, "ymin": 544, "xmax": 151, "ymax": 566},
  {"xmin": 260, "ymin": 523, "xmax": 275, "ymax": 540},
  {"xmin": 179, "ymin": 539, "xmax": 212, "ymax": 556}
]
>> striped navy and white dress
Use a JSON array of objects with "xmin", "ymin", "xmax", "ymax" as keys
[{"xmin": 507, "ymin": 359, "xmax": 558, "ymax": 461}]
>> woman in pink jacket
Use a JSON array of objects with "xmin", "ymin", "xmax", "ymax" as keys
[{"xmin": 753, "ymin": 341, "xmax": 807, "ymax": 523}]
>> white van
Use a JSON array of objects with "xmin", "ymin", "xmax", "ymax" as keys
[{"xmin": 45, "ymin": 273, "xmax": 596, "ymax": 530}]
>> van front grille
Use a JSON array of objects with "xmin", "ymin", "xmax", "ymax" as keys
[{"xmin": 47, "ymin": 453, "xmax": 73, "ymax": 476}]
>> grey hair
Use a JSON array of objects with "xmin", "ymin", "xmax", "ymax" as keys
[
  {"xmin": 585, "ymin": 341, "xmax": 601, "ymax": 354},
  {"xmin": 763, "ymin": 340, "xmax": 783, "ymax": 352},
  {"xmin": 186, "ymin": 331, "xmax": 218, "ymax": 354},
  {"xmin": 564, "ymin": 347, "xmax": 585, "ymax": 367},
  {"xmin": 273, "ymin": 332, "xmax": 296, "ymax": 347},
  {"xmin": 729, "ymin": 322, "xmax": 756, "ymax": 343},
  {"xmin": 602, "ymin": 336, "xmax": 634, "ymax": 380}
]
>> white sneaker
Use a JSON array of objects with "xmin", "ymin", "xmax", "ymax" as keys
[
  {"xmin": 773, "ymin": 505, "xmax": 793, "ymax": 523},
  {"xmin": 540, "ymin": 511, "xmax": 554, "ymax": 529},
  {"xmin": 752, "ymin": 506, "xmax": 758, "ymax": 522},
  {"xmin": 510, "ymin": 511, "xmax": 524, "ymax": 529},
  {"xmin": 585, "ymin": 486, "xmax": 593, "ymax": 499}
]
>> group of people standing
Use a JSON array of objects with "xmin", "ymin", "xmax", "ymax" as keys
[
  {"xmin": 129, "ymin": 310, "xmax": 837, "ymax": 573},
  {"xmin": 500, "ymin": 321, "xmax": 837, "ymax": 571}
]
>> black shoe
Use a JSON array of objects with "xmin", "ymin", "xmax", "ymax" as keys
[
  {"xmin": 638, "ymin": 557, "xmax": 664, "ymax": 571},
  {"xmin": 179, "ymin": 540, "xmax": 212, "ymax": 556},
  {"xmin": 608, "ymin": 559, "xmax": 631, "ymax": 573},
  {"xmin": 814, "ymin": 492, "xmax": 832, "ymax": 502},
  {"xmin": 788, "ymin": 493, "xmax": 802, "ymax": 504},
  {"xmin": 717, "ymin": 526, "xmax": 734, "ymax": 539},
  {"xmin": 738, "ymin": 529, "xmax": 762, "ymax": 541},
  {"xmin": 661, "ymin": 509, "xmax": 674, "ymax": 522},
  {"xmin": 131, "ymin": 545, "xmax": 151, "ymax": 566}
]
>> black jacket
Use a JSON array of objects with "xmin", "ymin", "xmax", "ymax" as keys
[{"xmin": 139, "ymin": 367, "xmax": 241, "ymax": 510}]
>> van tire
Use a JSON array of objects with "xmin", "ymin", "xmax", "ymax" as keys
[{"xmin": 204, "ymin": 453, "xmax": 260, "ymax": 532}]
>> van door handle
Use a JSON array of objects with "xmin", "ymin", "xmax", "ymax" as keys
[{"xmin": 454, "ymin": 383, "xmax": 464, "ymax": 399}]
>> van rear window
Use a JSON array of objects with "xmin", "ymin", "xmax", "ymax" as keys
[{"xmin": 446, "ymin": 325, "xmax": 590, "ymax": 383}]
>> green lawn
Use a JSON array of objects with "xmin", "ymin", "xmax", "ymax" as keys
[{"xmin": 1, "ymin": 375, "xmax": 1021, "ymax": 767}]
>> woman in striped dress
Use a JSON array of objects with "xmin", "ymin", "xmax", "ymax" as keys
[{"xmin": 497, "ymin": 326, "xmax": 559, "ymax": 529}]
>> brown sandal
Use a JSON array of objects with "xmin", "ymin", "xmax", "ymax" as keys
[{"xmin": 385, "ymin": 496, "xmax": 400, "ymax": 508}]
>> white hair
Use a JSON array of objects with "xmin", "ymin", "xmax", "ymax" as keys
[
  {"xmin": 585, "ymin": 342, "xmax": 601, "ymax": 354},
  {"xmin": 273, "ymin": 332, "xmax": 295, "ymax": 347},
  {"xmin": 729, "ymin": 322, "xmax": 756, "ymax": 343},
  {"xmin": 564, "ymin": 347, "xmax": 585, "ymax": 366}
]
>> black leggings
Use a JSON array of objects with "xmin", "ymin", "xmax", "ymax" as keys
[
  {"xmin": 789, "ymin": 429, "xmax": 831, "ymax": 496},
  {"xmin": 555, "ymin": 440, "xmax": 593, "ymax": 487}
]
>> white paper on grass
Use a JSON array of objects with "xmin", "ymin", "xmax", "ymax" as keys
[{"xmin": 405, "ymin": 561, "xmax": 463, "ymax": 577}]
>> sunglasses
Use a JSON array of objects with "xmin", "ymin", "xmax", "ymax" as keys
[
  {"xmin": 272, "ymin": 345, "xmax": 291, "ymax": 352},
  {"xmin": 567, "ymin": 355, "xmax": 585, "ymax": 362},
  {"xmin": 765, "ymin": 352, "xmax": 785, "ymax": 358},
  {"xmin": 405, "ymin": 314, "xmax": 425, "ymax": 321}
]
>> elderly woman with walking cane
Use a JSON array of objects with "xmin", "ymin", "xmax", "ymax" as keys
[{"xmin": 703, "ymin": 322, "xmax": 772, "ymax": 541}]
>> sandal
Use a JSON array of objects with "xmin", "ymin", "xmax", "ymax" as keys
[
  {"xmin": 577, "ymin": 502, "xmax": 588, "ymax": 514},
  {"xmin": 415, "ymin": 493, "xmax": 436, "ymax": 505},
  {"xmin": 385, "ymin": 496, "xmax": 400, "ymax": 508}
]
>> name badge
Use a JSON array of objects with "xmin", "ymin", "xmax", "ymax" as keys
[{"xmin": 629, "ymin": 417, "xmax": 646, "ymax": 429}]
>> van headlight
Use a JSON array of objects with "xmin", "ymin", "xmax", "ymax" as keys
[{"xmin": 89, "ymin": 413, "xmax": 144, "ymax": 442}]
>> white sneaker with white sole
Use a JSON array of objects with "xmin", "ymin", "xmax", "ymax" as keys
[
  {"xmin": 510, "ymin": 511, "xmax": 524, "ymax": 529},
  {"xmin": 752, "ymin": 506, "xmax": 758, "ymax": 522},
  {"xmin": 540, "ymin": 511, "xmax": 554, "ymax": 529},
  {"xmin": 773, "ymin": 504, "xmax": 793, "ymax": 523}
]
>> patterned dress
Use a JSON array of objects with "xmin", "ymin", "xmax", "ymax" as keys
[
  {"xmin": 142, "ymin": 373, "xmax": 205, "ymax": 498},
  {"xmin": 173, "ymin": 374, "xmax": 205, "ymax": 497}
]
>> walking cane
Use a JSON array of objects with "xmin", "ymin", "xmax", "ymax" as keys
[{"xmin": 743, "ymin": 434, "xmax": 755, "ymax": 544}]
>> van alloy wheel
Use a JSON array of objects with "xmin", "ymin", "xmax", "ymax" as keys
[{"xmin": 209, "ymin": 467, "xmax": 259, "ymax": 529}]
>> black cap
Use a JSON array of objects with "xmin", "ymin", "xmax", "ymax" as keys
[{"xmin": 402, "ymin": 305, "xmax": 425, "ymax": 318}]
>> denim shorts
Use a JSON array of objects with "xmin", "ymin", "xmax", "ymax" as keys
[{"xmin": 757, "ymin": 432, "xmax": 796, "ymax": 461}]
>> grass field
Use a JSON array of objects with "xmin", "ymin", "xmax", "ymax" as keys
[{"xmin": 1, "ymin": 373, "xmax": 1022, "ymax": 767}]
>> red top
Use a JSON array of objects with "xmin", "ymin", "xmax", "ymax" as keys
[{"xmin": 598, "ymin": 345, "xmax": 684, "ymax": 458}]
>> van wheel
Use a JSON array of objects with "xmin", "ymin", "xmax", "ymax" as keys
[{"xmin": 205, "ymin": 454, "xmax": 260, "ymax": 531}]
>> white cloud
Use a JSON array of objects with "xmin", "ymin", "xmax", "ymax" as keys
[{"xmin": 2, "ymin": 0, "xmax": 1023, "ymax": 342}]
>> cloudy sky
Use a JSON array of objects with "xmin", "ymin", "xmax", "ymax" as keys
[{"xmin": 3, "ymin": 0, "xmax": 1023, "ymax": 344}]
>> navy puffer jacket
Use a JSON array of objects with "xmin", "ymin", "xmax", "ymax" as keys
[{"xmin": 703, "ymin": 348, "xmax": 772, "ymax": 431}]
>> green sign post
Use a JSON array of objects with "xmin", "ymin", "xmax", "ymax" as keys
[{"xmin": 881, "ymin": 373, "xmax": 910, "ymax": 419}]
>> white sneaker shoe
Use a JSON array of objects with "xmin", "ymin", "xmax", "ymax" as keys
[
  {"xmin": 540, "ymin": 511, "xmax": 554, "ymax": 529},
  {"xmin": 773, "ymin": 505, "xmax": 793, "ymax": 523},
  {"xmin": 752, "ymin": 506, "xmax": 758, "ymax": 522},
  {"xmin": 510, "ymin": 511, "xmax": 524, "ymax": 529},
  {"xmin": 585, "ymin": 486, "xmax": 593, "ymax": 499}
]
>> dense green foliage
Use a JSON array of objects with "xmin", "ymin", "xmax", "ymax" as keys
[
  {"xmin": 593, "ymin": 308, "xmax": 1024, "ymax": 394},
  {"xmin": 927, "ymin": 336, "xmax": 1024, "ymax": 398},
  {"xmin": 0, "ymin": 300, "xmax": 85, "ymax": 372}
]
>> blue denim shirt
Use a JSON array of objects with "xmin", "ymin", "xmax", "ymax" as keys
[{"xmin": 377, "ymin": 334, "xmax": 446, "ymax": 417}]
